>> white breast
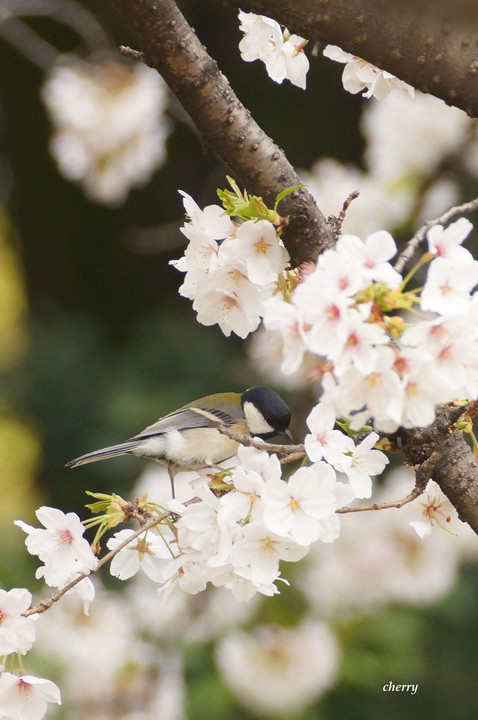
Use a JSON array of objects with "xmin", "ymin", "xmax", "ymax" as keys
[{"xmin": 132, "ymin": 427, "xmax": 239, "ymax": 469}]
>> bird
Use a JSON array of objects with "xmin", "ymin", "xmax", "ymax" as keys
[{"xmin": 65, "ymin": 387, "xmax": 292, "ymax": 479}]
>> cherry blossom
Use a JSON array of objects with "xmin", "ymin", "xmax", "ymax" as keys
[
  {"xmin": 0, "ymin": 588, "xmax": 36, "ymax": 655},
  {"xmin": 172, "ymin": 193, "xmax": 289, "ymax": 338},
  {"xmin": 339, "ymin": 432, "xmax": 389, "ymax": 499},
  {"xmin": 426, "ymin": 217, "xmax": 473, "ymax": 260},
  {"xmin": 0, "ymin": 673, "xmax": 61, "ymax": 720},
  {"xmin": 420, "ymin": 254, "xmax": 478, "ymax": 315},
  {"xmin": 231, "ymin": 521, "xmax": 308, "ymax": 586},
  {"xmin": 107, "ymin": 528, "xmax": 175, "ymax": 582},
  {"xmin": 238, "ymin": 12, "xmax": 309, "ymax": 89},
  {"xmin": 261, "ymin": 463, "xmax": 338, "ymax": 545},
  {"xmin": 304, "ymin": 403, "xmax": 354, "ymax": 467},
  {"xmin": 220, "ymin": 219, "xmax": 289, "ymax": 285},
  {"xmin": 15, "ymin": 507, "xmax": 98, "ymax": 613},
  {"xmin": 323, "ymin": 45, "xmax": 414, "ymax": 100}
]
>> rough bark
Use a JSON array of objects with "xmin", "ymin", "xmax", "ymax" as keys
[
  {"xmin": 110, "ymin": 0, "xmax": 335, "ymax": 266},
  {"xmin": 395, "ymin": 405, "xmax": 478, "ymax": 535},
  {"xmin": 219, "ymin": 0, "xmax": 478, "ymax": 118}
]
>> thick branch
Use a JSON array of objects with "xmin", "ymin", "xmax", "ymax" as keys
[
  {"xmin": 109, "ymin": 0, "xmax": 334, "ymax": 266},
  {"xmin": 219, "ymin": 0, "xmax": 478, "ymax": 118},
  {"xmin": 391, "ymin": 405, "xmax": 478, "ymax": 534}
]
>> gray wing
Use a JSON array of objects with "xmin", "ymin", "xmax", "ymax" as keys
[{"xmin": 130, "ymin": 404, "xmax": 242, "ymax": 440}]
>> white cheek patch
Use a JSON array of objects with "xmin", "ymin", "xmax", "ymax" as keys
[{"xmin": 243, "ymin": 401, "xmax": 275, "ymax": 436}]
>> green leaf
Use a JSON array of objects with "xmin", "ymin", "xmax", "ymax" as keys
[{"xmin": 274, "ymin": 184, "xmax": 304, "ymax": 211}]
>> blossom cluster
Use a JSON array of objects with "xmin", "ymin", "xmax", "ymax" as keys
[
  {"xmin": 0, "ymin": 508, "xmax": 101, "ymax": 719},
  {"xmin": 100, "ymin": 438, "xmax": 386, "ymax": 601},
  {"xmin": 264, "ymin": 217, "xmax": 478, "ymax": 433},
  {"xmin": 0, "ymin": 587, "xmax": 62, "ymax": 719},
  {"xmin": 15, "ymin": 506, "xmax": 98, "ymax": 613},
  {"xmin": 11, "ymin": 463, "xmax": 475, "ymax": 720},
  {"xmin": 41, "ymin": 56, "xmax": 170, "ymax": 205},
  {"xmin": 238, "ymin": 11, "xmax": 309, "ymax": 89},
  {"xmin": 171, "ymin": 191, "xmax": 289, "ymax": 338}
]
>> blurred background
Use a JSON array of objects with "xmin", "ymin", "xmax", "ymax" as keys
[{"xmin": 1, "ymin": 1, "xmax": 478, "ymax": 718}]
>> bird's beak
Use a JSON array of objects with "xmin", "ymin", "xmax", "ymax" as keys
[{"xmin": 282, "ymin": 428, "xmax": 294, "ymax": 443}]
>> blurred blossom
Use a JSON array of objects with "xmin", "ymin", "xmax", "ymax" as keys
[
  {"xmin": 302, "ymin": 92, "xmax": 475, "ymax": 241},
  {"xmin": 418, "ymin": 178, "xmax": 460, "ymax": 223},
  {"xmin": 41, "ymin": 56, "xmax": 170, "ymax": 205},
  {"xmin": 362, "ymin": 91, "xmax": 471, "ymax": 182},
  {"xmin": 215, "ymin": 620, "xmax": 340, "ymax": 716},
  {"xmin": 300, "ymin": 158, "xmax": 413, "ymax": 236},
  {"xmin": 34, "ymin": 587, "xmax": 186, "ymax": 720},
  {"xmin": 247, "ymin": 325, "xmax": 315, "ymax": 390},
  {"xmin": 301, "ymin": 468, "xmax": 478, "ymax": 618}
]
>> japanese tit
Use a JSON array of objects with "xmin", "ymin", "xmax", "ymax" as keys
[{"xmin": 66, "ymin": 386, "xmax": 292, "ymax": 476}]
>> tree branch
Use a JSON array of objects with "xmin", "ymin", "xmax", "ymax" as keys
[
  {"xmin": 218, "ymin": 0, "xmax": 478, "ymax": 118},
  {"xmin": 23, "ymin": 511, "xmax": 168, "ymax": 616},
  {"xmin": 394, "ymin": 196, "xmax": 478, "ymax": 273},
  {"xmin": 109, "ymin": 0, "xmax": 334, "ymax": 266},
  {"xmin": 389, "ymin": 404, "xmax": 478, "ymax": 535}
]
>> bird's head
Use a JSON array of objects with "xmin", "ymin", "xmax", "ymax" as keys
[{"xmin": 241, "ymin": 387, "xmax": 292, "ymax": 441}]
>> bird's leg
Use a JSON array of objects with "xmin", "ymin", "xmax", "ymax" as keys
[{"xmin": 168, "ymin": 462, "xmax": 176, "ymax": 499}]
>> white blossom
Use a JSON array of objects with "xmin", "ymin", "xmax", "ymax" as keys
[
  {"xmin": 261, "ymin": 295, "xmax": 308, "ymax": 374},
  {"xmin": 426, "ymin": 217, "xmax": 473, "ymax": 260},
  {"xmin": 337, "ymin": 230, "xmax": 401, "ymax": 287},
  {"xmin": 262, "ymin": 463, "xmax": 338, "ymax": 545},
  {"xmin": 238, "ymin": 12, "xmax": 309, "ymax": 89},
  {"xmin": 0, "ymin": 673, "xmax": 61, "ymax": 720},
  {"xmin": 192, "ymin": 267, "xmax": 264, "ymax": 338},
  {"xmin": 220, "ymin": 219, "xmax": 289, "ymax": 285},
  {"xmin": 362, "ymin": 91, "xmax": 471, "ymax": 183},
  {"xmin": 0, "ymin": 588, "xmax": 36, "ymax": 655},
  {"xmin": 15, "ymin": 507, "xmax": 98, "ymax": 612},
  {"xmin": 302, "ymin": 468, "xmax": 478, "ymax": 616},
  {"xmin": 107, "ymin": 528, "xmax": 174, "ymax": 582},
  {"xmin": 421, "ymin": 254, "xmax": 478, "ymax": 315},
  {"xmin": 304, "ymin": 403, "xmax": 354, "ymax": 467},
  {"xmin": 323, "ymin": 45, "xmax": 414, "ymax": 100},
  {"xmin": 339, "ymin": 432, "xmax": 389, "ymax": 499},
  {"xmin": 231, "ymin": 521, "xmax": 308, "ymax": 586},
  {"xmin": 172, "ymin": 194, "xmax": 289, "ymax": 339}
]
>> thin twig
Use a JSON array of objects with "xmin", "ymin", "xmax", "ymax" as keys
[
  {"xmin": 337, "ymin": 483, "xmax": 425, "ymax": 514},
  {"xmin": 119, "ymin": 44, "xmax": 144, "ymax": 61},
  {"xmin": 328, "ymin": 189, "xmax": 360, "ymax": 236},
  {"xmin": 394, "ymin": 196, "xmax": 478, "ymax": 274},
  {"xmin": 280, "ymin": 451, "xmax": 306, "ymax": 465},
  {"xmin": 337, "ymin": 450, "xmax": 437, "ymax": 514},
  {"xmin": 217, "ymin": 425, "xmax": 305, "ymax": 456},
  {"xmin": 22, "ymin": 503, "xmax": 197, "ymax": 617}
]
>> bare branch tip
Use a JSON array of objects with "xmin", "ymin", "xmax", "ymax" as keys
[{"xmin": 119, "ymin": 45, "xmax": 144, "ymax": 61}]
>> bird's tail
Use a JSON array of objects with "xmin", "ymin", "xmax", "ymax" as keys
[{"xmin": 65, "ymin": 441, "xmax": 141, "ymax": 468}]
